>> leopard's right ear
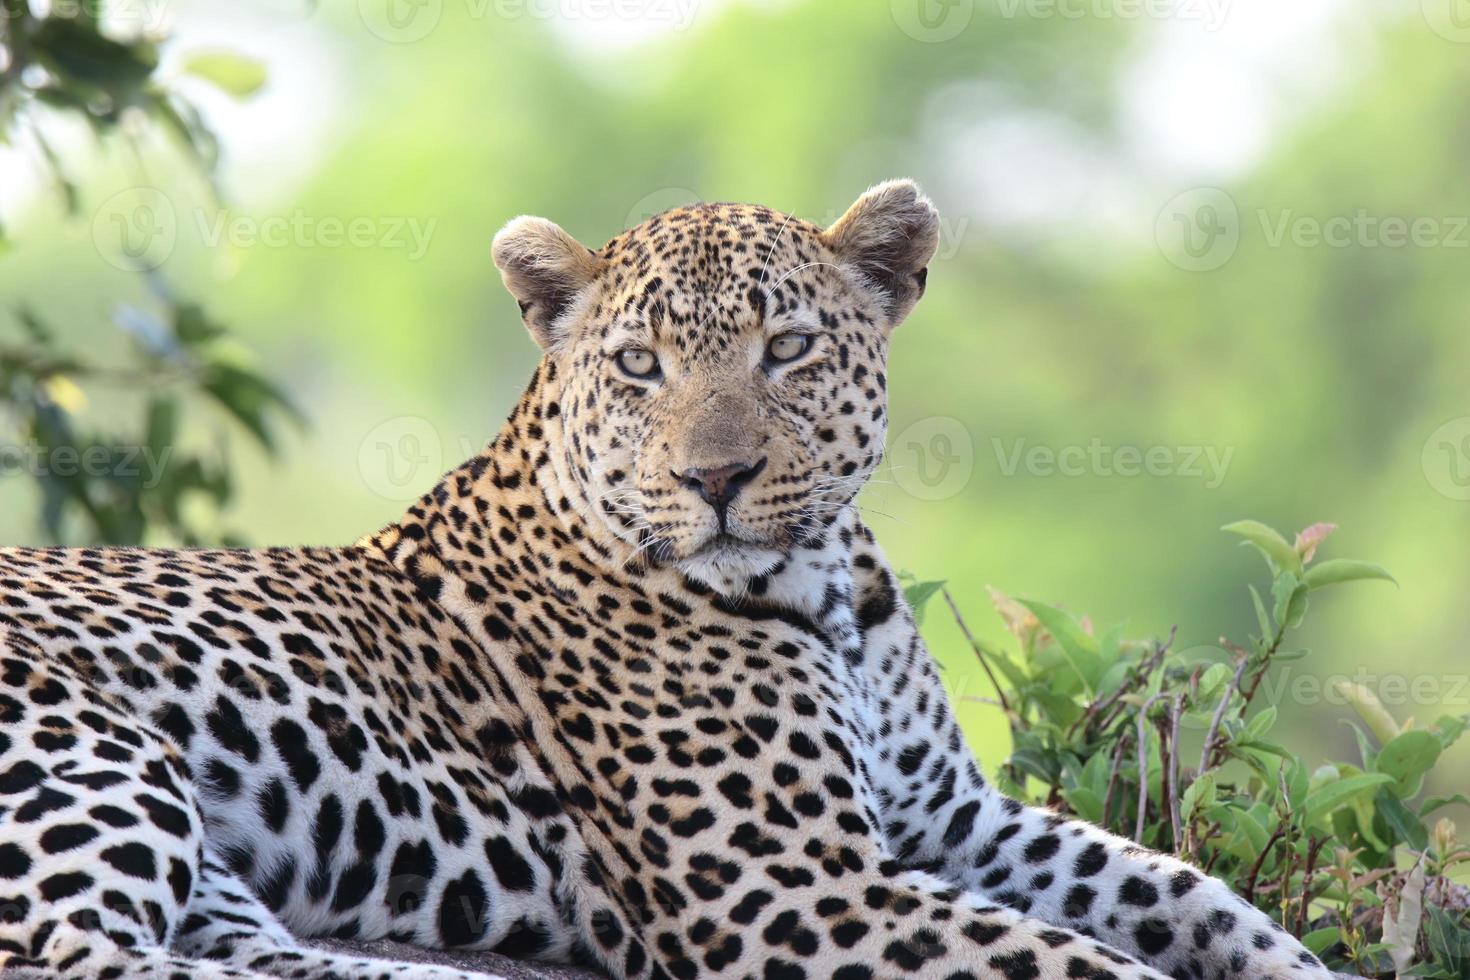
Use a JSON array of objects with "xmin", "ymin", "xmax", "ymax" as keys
[{"xmin": 491, "ymin": 217, "xmax": 604, "ymax": 350}]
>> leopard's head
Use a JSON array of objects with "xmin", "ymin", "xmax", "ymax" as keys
[{"xmin": 492, "ymin": 180, "xmax": 939, "ymax": 587}]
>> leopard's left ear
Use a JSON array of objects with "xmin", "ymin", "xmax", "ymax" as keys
[
  {"xmin": 823, "ymin": 179, "xmax": 940, "ymax": 327},
  {"xmin": 492, "ymin": 216, "xmax": 605, "ymax": 350}
]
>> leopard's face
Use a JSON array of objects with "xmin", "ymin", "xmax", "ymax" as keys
[{"xmin": 492, "ymin": 182, "xmax": 940, "ymax": 587}]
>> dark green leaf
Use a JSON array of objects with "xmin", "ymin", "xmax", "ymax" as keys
[
  {"xmin": 201, "ymin": 362, "xmax": 303, "ymax": 453},
  {"xmin": 1376, "ymin": 789, "xmax": 1429, "ymax": 851}
]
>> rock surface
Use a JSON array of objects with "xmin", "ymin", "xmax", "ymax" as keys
[
  {"xmin": 307, "ymin": 939, "xmax": 605, "ymax": 979},
  {"xmin": 310, "ymin": 939, "xmax": 1363, "ymax": 980}
]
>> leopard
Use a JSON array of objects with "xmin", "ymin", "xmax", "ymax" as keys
[{"xmin": 0, "ymin": 180, "xmax": 1332, "ymax": 980}]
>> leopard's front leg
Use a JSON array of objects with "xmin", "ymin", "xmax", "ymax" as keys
[{"xmin": 834, "ymin": 520, "xmax": 1330, "ymax": 980}]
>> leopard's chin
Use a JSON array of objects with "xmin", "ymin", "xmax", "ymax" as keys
[{"xmin": 676, "ymin": 535, "xmax": 786, "ymax": 594}]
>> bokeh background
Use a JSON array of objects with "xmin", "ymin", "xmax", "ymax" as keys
[{"xmin": 2, "ymin": 0, "xmax": 1467, "ymax": 798}]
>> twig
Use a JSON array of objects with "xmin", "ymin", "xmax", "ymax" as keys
[
  {"xmin": 1270, "ymin": 769, "xmax": 1297, "ymax": 926},
  {"xmin": 1069, "ymin": 626, "xmax": 1175, "ymax": 739},
  {"xmin": 1195, "ymin": 821, "xmax": 1223, "ymax": 870},
  {"xmin": 942, "ymin": 588, "xmax": 1010, "ymax": 714},
  {"xmin": 1167, "ymin": 695, "xmax": 1184, "ymax": 853},
  {"xmin": 1101, "ymin": 731, "xmax": 1131, "ymax": 829},
  {"xmin": 1135, "ymin": 693, "xmax": 1166, "ymax": 844},
  {"xmin": 1238, "ymin": 621, "xmax": 1290, "ymax": 714},
  {"xmin": 1296, "ymin": 836, "xmax": 1326, "ymax": 937},
  {"xmin": 1243, "ymin": 825, "xmax": 1287, "ymax": 904},
  {"xmin": 1199, "ymin": 656, "xmax": 1250, "ymax": 775}
]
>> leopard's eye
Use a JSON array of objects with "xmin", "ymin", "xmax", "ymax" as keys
[
  {"xmin": 766, "ymin": 333, "xmax": 812, "ymax": 365},
  {"xmin": 615, "ymin": 349, "xmax": 660, "ymax": 380}
]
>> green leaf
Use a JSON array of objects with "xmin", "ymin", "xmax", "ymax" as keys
[
  {"xmin": 31, "ymin": 17, "xmax": 159, "ymax": 92},
  {"xmin": 1180, "ymin": 771, "xmax": 1217, "ymax": 824},
  {"xmin": 1302, "ymin": 559, "xmax": 1397, "ymax": 590},
  {"xmin": 1304, "ymin": 772, "xmax": 1395, "ymax": 823},
  {"xmin": 1340, "ymin": 720, "xmax": 1380, "ymax": 770},
  {"xmin": 201, "ymin": 362, "xmax": 303, "ymax": 453},
  {"xmin": 1271, "ymin": 573, "xmax": 1308, "ymax": 629},
  {"xmin": 1232, "ymin": 805, "xmax": 1271, "ymax": 853},
  {"xmin": 988, "ymin": 648, "xmax": 1030, "ymax": 691},
  {"xmin": 1063, "ymin": 786, "xmax": 1104, "ymax": 824},
  {"xmin": 173, "ymin": 303, "xmax": 228, "ymax": 347},
  {"xmin": 181, "ymin": 51, "xmax": 268, "ymax": 98},
  {"xmin": 16, "ymin": 305, "xmax": 54, "ymax": 344},
  {"xmin": 143, "ymin": 398, "xmax": 178, "ymax": 495},
  {"xmin": 1222, "ymin": 520, "xmax": 1302, "ymax": 574},
  {"xmin": 1094, "ymin": 659, "xmax": 1132, "ymax": 699},
  {"xmin": 1236, "ymin": 738, "xmax": 1293, "ymax": 761},
  {"xmin": 1337, "ymin": 682, "xmax": 1401, "ymax": 744},
  {"xmin": 1374, "ymin": 729, "xmax": 1442, "ymax": 798},
  {"xmin": 1431, "ymin": 713, "xmax": 1470, "ymax": 751},
  {"xmin": 1351, "ymin": 793, "xmax": 1389, "ymax": 852},
  {"xmin": 1423, "ymin": 793, "xmax": 1470, "ymax": 816},
  {"xmin": 1283, "ymin": 586, "xmax": 1309, "ymax": 628},
  {"xmin": 1285, "ymin": 757, "xmax": 1311, "ymax": 810},
  {"xmin": 1247, "ymin": 583, "xmax": 1271, "ymax": 639},
  {"xmin": 1017, "ymin": 599, "xmax": 1102, "ymax": 692},
  {"xmin": 1376, "ymin": 789, "xmax": 1430, "ymax": 851},
  {"xmin": 1301, "ymin": 927, "xmax": 1341, "ymax": 955},
  {"xmin": 1244, "ymin": 706, "xmax": 1278, "ymax": 740},
  {"xmin": 1008, "ymin": 744, "xmax": 1061, "ymax": 785}
]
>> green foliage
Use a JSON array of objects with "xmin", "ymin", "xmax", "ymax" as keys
[
  {"xmin": 913, "ymin": 521, "xmax": 1470, "ymax": 976},
  {"xmin": 0, "ymin": 0, "xmax": 264, "ymax": 214},
  {"xmin": 1, "ymin": 0, "xmax": 291, "ymax": 546},
  {"xmin": 1, "ymin": 289, "xmax": 301, "ymax": 545}
]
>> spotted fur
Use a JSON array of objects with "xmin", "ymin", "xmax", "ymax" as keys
[{"xmin": 0, "ymin": 182, "xmax": 1329, "ymax": 980}]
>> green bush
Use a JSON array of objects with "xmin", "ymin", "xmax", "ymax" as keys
[
  {"xmin": 2, "ymin": 0, "xmax": 289, "ymax": 545},
  {"xmin": 908, "ymin": 521, "xmax": 1470, "ymax": 976},
  {"xmin": 2, "ymin": 292, "xmax": 299, "ymax": 545}
]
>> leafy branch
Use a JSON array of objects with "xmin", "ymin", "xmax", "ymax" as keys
[{"xmin": 908, "ymin": 520, "xmax": 1469, "ymax": 977}]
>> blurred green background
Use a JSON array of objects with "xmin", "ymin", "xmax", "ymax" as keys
[{"xmin": 2, "ymin": 0, "xmax": 1467, "ymax": 797}]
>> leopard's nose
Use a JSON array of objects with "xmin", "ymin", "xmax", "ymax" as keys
[{"xmin": 677, "ymin": 457, "xmax": 768, "ymax": 514}]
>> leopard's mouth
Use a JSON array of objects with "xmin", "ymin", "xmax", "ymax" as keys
[{"xmin": 676, "ymin": 534, "xmax": 787, "ymax": 589}]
